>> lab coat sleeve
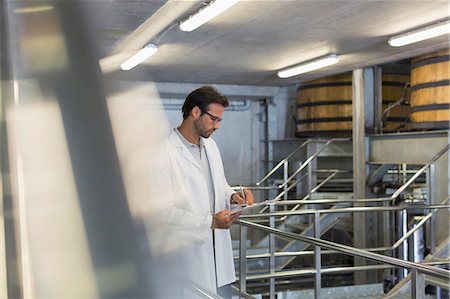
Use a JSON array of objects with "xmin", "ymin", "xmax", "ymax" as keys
[{"xmin": 224, "ymin": 183, "xmax": 235, "ymax": 210}]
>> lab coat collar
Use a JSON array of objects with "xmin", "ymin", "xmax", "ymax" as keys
[{"xmin": 169, "ymin": 130, "xmax": 202, "ymax": 170}]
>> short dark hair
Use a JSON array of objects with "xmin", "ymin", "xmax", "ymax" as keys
[{"xmin": 182, "ymin": 86, "xmax": 229, "ymax": 119}]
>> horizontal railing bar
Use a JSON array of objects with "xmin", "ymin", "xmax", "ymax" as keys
[
  {"xmin": 238, "ymin": 220, "xmax": 450, "ymax": 281},
  {"xmin": 178, "ymin": 275, "xmax": 223, "ymax": 299},
  {"xmin": 231, "ymin": 285, "xmax": 257, "ymax": 299},
  {"xmin": 242, "ymin": 264, "xmax": 393, "ymax": 281},
  {"xmin": 234, "ymin": 247, "xmax": 395, "ymax": 260},
  {"xmin": 314, "ymin": 169, "xmax": 352, "ymax": 173},
  {"xmin": 423, "ymin": 261, "xmax": 450, "ymax": 266},
  {"xmin": 239, "ymin": 205, "xmax": 450, "ymax": 219},
  {"xmin": 269, "ymin": 197, "xmax": 391, "ymax": 205},
  {"xmin": 231, "ymin": 185, "xmax": 280, "ymax": 190}
]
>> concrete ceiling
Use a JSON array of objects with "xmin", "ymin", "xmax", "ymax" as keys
[{"xmin": 87, "ymin": 0, "xmax": 450, "ymax": 86}]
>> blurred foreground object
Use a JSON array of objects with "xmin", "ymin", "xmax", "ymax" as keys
[{"xmin": 1, "ymin": 1, "xmax": 154, "ymax": 297}]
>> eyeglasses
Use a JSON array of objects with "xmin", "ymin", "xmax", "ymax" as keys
[{"xmin": 202, "ymin": 111, "xmax": 223, "ymax": 124}]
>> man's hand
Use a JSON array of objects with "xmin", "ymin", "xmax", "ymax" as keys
[
  {"xmin": 231, "ymin": 188, "xmax": 255, "ymax": 205},
  {"xmin": 211, "ymin": 210, "xmax": 240, "ymax": 229}
]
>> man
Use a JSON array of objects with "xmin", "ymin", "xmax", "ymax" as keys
[{"xmin": 148, "ymin": 86, "xmax": 254, "ymax": 298}]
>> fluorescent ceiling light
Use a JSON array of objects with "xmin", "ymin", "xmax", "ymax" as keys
[
  {"xmin": 14, "ymin": 5, "xmax": 54, "ymax": 14},
  {"xmin": 388, "ymin": 20, "xmax": 450, "ymax": 47},
  {"xmin": 179, "ymin": 0, "xmax": 240, "ymax": 32},
  {"xmin": 120, "ymin": 44, "xmax": 158, "ymax": 71},
  {"xmin": 277, "ymin": 54, "xmax": 339, "ymax": 78}
]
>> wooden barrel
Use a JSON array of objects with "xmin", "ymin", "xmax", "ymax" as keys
[
  {"xmin": 296, "ymin": 72, "xmax": 411, "ymax": 136},
  {"xmin": 381, "ymin": 73, "xmax": 411, "ymax": 132},
  {"xmin": 296, "ymin": 73, "xmax": 353, "ymax": 137},
  {"xmin": 410, "ymin": 48, "xmax": 450, "ymax": 130}
]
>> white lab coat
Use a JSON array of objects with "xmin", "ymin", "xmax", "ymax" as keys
[{"xmin": 147, "ymin": 130, "xmax": 236, "ymax": 294}]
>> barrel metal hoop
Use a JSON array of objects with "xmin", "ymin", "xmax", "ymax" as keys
[
  {"xmin": 297, "ymin": 82, "xmax": 351, "ymax": 91},
  {"xmin": 384, "ymin": 117, "xmax": 410, "ymax": 122},
  {"xmin": 411, "ymin": 103, "xmax": 450, "ymax": 113},
  {"xmin": 295, "ymin": 130, "xmax": 352, "ymax": 137},
  {"xmin": 382, "ymin": 81, "xmax": 408, "ymax": 87},
  {"xmin": 297, "ymin": 100, "xmax": 352, "ymax": 108},
  {"xmin": 411, "ymin": 80, "xmax": 450, "ymax": 91},
  {"xmin": 296, "ymin": 117, "xmax": 352, "ymax": 124},
  {"xmin": 410, "ymin": 121, "xmax": 450, "ymax": 130},
  {"xmin": 412, "ymin": 55, "xmax": 450, "ymax": 69}
]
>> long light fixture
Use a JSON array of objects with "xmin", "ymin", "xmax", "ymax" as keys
[
  {"xmin": 388, "ymin": 20, "xmax": 450, "ymax": 47},
  {"xmin": 120, "ymin": 43, "xmax": 158, "ymax": 71},
  {"xmin": 277, "ymin": 53, "xmax": 339, "ymax": 78},
  {"xmin": 179, "ymin": 0, "xmax": 240, "ymax": 32}
]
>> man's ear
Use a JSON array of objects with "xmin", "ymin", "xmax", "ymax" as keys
[{"xmin": 192, "ymin": 106, "xmax": 202, "ymax": 119}]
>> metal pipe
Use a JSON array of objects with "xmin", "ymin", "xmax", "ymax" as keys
[
  {"xmin": 234, "ymin": 247, "xmax": 394, "ymax": 260},
  {"xmin": 428, "ymin": 163, "xmax": 437, "ymax": 254},
  {"xmin": 283, "ymin": 160, "xmax": 288, "ymax": 204},
  {"xmin": 393, "ymin": 213, "xmax": 431, "ymax": 249},
  {"xmin": 242, "ymin": 264, "xmax": 396, "ymax": 281},
  {"xmin": 399, "ymin": 209, "xmax": 408, "ymax": 278},
  {"xmin": 411, "ymin": 268, "xmax": 425, "ymax": 299},
  {"xmin": 237, "ymin": 220, "xmax": 450, "ymax": 281},
  {"xmin": 240, "ymin": 204, "xmax": 450, "ymax": 219},
  {"xmin": 270, "ymin": 197, "xmax": 391, "ymax": 205},
  {"xmin": 239, "ymin": 224, "xmax": 247, "ymax": 296},
  {"xmin": 314, "ymin": 211, "xmax": 321, "ymax": 299},
  {"xmin": 269, "ymin": 203, "xmax": 275, "ymax": 299}
]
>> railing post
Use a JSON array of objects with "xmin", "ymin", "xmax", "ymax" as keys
[
  {"xmin": 426, "ymin": 163, "xmax": 437, "ymax": 254},
  {"xmin": 411, "ymin": 269, "xmax": 425, "ymax": 299},
  {"xmin": 399, "ymin": 209, "xmax": 408, "ymax": 279},
  {"xmin": 283, "ymin": 160, "xmax": 288, "ymax": 211},
  {"xmin": 269, "ymin": 204, "xmax": 275, "ymax": 299},
  {"xmin": 426, "ymin": 162, "xmax": 438, "ymax": 297},
  {"xmin": 314, "ymin": 211, "xmax": 321, "ymax": 299},
  {"xmin": 383, "ymin": 200, "xmax": 393, "ymax": 285},
  {"xmin": 239, "ymin": 223, "xmax": 247, "ymax": 297}
]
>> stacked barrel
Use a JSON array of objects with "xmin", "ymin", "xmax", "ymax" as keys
[
  {"xmin": 296, "ymin": 73, "xmax": 352, "ymax": 136},
  {"xmin": 410, "ymin": 48, "xmax": 450, "ymax": 130},
  {"xmin": 296, "ymin": 72, "xmax": 411, "ymax": 136}
]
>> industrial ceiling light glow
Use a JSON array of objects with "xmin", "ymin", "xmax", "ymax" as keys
[
  {"xmin": 14, "ymin": 5, "xmax": 54, "ymax": 14},
  {"xmin": 120, "ymin": 43, "xmax": 158, "ymax": 71},
  {"xmin": 277, "ymin": 53, "xmax": 339, "ymax": 78},
  {"xmin": 179, "ymin": 0, "xmax": 240, "ymax": 32},
  {"xmin": 388, "ymin": 20, "xmax": 450, "ymax": 47}
]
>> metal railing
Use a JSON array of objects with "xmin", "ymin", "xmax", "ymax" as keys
[
  {"xmin": 234, "ymin": 143, "xmax": 450, "ymax": 298},
  {"xmin": 238, "ymin": 214, "xmax": 450, "ymax": 299},
  {"xmin": 235, "ymin": 198, "xmax": 449, "ymax": 261}
]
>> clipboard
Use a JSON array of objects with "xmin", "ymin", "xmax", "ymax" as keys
[{"xmin": 230, "ymin": 201, "xmax": 267, "ymax": 215}]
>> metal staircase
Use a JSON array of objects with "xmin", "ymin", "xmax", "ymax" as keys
[
  {"xmin": 234, "ymin": 138, "xmax": 354, "ymax": 274},
  {"xmin": 233, "ymin": 137, "xmax": 450, "ymax": 299}
]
